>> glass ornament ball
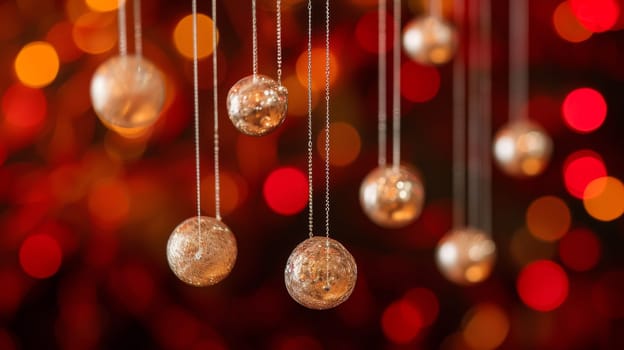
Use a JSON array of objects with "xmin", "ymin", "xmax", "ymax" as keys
[
  {"xmin": 359, "ymin": 165, "xmax": 425, "ymax": 228},
  {"xmin": 492, "ymin": 120, "xmax": 553, "ymax": 177},
  {"xmin": 227, "ymin": 74, "xmax": 288, "ymax": 136},
  {"xmin": 284, "ymin": 236, "xmax": 357, "ymax": 310},
  {"xmin": 166, "ymin": 216, "xmax": 237, "ymax": 287},
  {"xmin": 402, "ymin": 15, "xmax": 458, "ymax": 66},
  {"xmin": 90, "ymin": 55, "xmax": 166, "ymax": 130},
  {"xmin": 436, "ymin": 228, "xmax": 496, "ymax": 285}
]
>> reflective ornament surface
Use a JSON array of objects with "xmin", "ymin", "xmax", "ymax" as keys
[
  {"xmin": 402, "ymin": 15, "xmax": 458, "ymax": 66},
  {"xmin": 284, "ymin": 236, "xmax": 357, "ymax": 310},
  {"xmin": 167, "ymin": 216, "xmax": 237, "ymax": 287},
  {"xmin": 493, "ymin": 120, "xmax": 553, "ymax": 177},
  {"xmin": 227, "ymin": 74, "xmax": 288, "ymax": 136},
  {"xmin": 90, "ymin": 55, "xmax": 166, "ymax": 130},
  {"xmin": 436, "ymin": 228, "xmax": 496, "ymax": 285},
  {"xmin": 359, "ymin": 166, "xmax": 425, "ymax": 228}
]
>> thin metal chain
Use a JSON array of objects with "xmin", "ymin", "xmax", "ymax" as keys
[
  {"xmin": 467, "ymin": 0, "xmax": 480, "ymax": 229},
  {"xmin": 378, "ymin": 0, "xmax": 387, "ymax": 167},
  {"xmin": 429, "ymin": 0, "xmax": 442, "ymax": 18},
  {"xmin": 252, "ymin": 0, "xmax": 258, "ymax": 76},
  {"xmin": 481, "ymin": 0, "xmax": 492, "ymax": 235},
  {"xmin": 118, "ymin": 0, "xmax": 127, "ymax": 56},
  {"xmin": 509, "ymin": 0, "xmax": 528, "ymax": 121},
  {"xmin": 392, "ymin": 0, "xmax": 401, "ymax": 170},
  {"xmin": 324, "ymin": 0, "xmax": 331, "ymax": 240},
  {"xmin": 452, "ymin": 0, "xmax": 465, "ymax": 228},
  {"xmin": 212, "ymin": 0, "xmax": 221, "ymax": 221},
  {"xmin": 276, "ymin": 0, "xmax": 283, "ymax": 84},
  {"xmin": 192, "ymin": 0, "xmax": 202, "ymax": 226},
  {"xmin": 307, "ymin": 0, "xmax": 313, "ymax": 239},
  {"xmin": 133, "ymin": 0, "xmax": 142, "ymax": 57}
]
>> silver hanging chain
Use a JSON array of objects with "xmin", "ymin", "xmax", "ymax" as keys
[
  {"xmin": 481, "ymin": 0, "xmax": 492, "ymax": 235},
  {"xmin": 509, "ymin": 0, "xmax": 528, "ymax": 121},
  {"xmin": 118, "ymin": 0, "xmax": 127, "ymax": 56},
  {"xmin": 133, "ymin": 0, "xmax": 142, "ymax": 57},
  {"xmin": 276, "ymin": 0, "xmax": 283, "ymax": 84},
  {"xmin": 307, "ymin": 0, "xmax": 313, "ymax": 239},
  {"xmin": 378, "ymin": 0, "xmax": 387, "ymax": 167},
  {"xmin": 252, "ymin": 0, "xmax": 258, "ymax": 76},
  {"xmin": 212, "ymin": 0, "xmax": 221, "ymax": 221},
  {"xmin": 392, "ymin": 0, "xmax": 401, "ymax": 170},
  {"xmin": 452, "ymin": 0, "xmax": 465, "ymax": 228},
  {"xmin": 324, "ymin": 0, "xmax": 331, "ymax": 240},
  {"xmin": 192, "ymin": 0, "xmax": 202, "ymax": 228},
  {"xmin": 467, "ymin": 0, "xmax": 480, "ymax": 229}
]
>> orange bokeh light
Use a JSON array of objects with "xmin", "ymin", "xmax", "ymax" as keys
[
  {"xmin": 173, "ymin": 14, "xmax": 218, "ymax": 60},
  {"xmin": 201, "ymin": 171, "xmax": 246, "ymax": 217},
  {"xmin": 72, "ymin": 12, "xmax": 117, "ymax": 54},
  {"xmin": 462, "ymin": 303, "xmax": 510, "ymax": 350},
  {"xmin": 317, "ymin": 122, "xmax": 361, "ymax": 167},
  {"xmin": 14, "ymin": 41, "xmax": 60, "ymax": 88},
  {"xmin": 526, "ymin": 196, "xmax": 571, "ymax": 242},
  {"xmin": 553, "ymin": 1, "xmax": 592, "ymax": 43},
  {"xmin": 296, "ymin": 48, "xmax": 339, "ymax": 91},
  {"xmin": 583, "ymin": 176, "xmax": 624, "ymax": 222},
  {"xmin": 86, "ymin": 0, "xmax": 124, "ymax": 12},
  {"xmin": 281, "ymin": 74, "xmax": 319, "ymax": 117},
  {"xmin": 87, "ymin": 177, "xmax": 130, "ymax": 228}
]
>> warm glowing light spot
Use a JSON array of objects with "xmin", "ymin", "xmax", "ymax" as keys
[
  {"xmin": 201, "ymin": 171, "xmax": 246, "ymax": 216},
  {"xmin": 526, "ymin": 196, "xmax": 571, "ymax": 242},
  {"xmin": 404, "ymin": 287, "xmax": 439, "ymax": 326},
  {"xmin": 401, "ymin": 61, "xmax": 440, "ymax": 102},
  {"xmin": 86, "ymin": 0, "xmax": 124, "ymax": 12},
  {"xmin": 317, "ymin": 122, "xmax": 361, "ymax": 166},
  {"xmin": 355, "ymin": 11, "xmax": 393, "ymax": 53},
  {"xmin": 381, "ymin": 300, "xmax": 423, "ymax": 344},
  {"xmin": 19, "ymin": 234, "xmax": 62, "ymax": 279},
  {"xmin": 263, "ymin": 167, "xmax": 308, "ymax": 215},
  {"xmin": 14, "ymin": 41, "xmax": 59, "ymax": 88},
  {"xmin": 509, "ymin": 228, "xmax": 556, "ymax": 268},
  {"xmin": 553, "ymin": 1, "xmax": 592, "ymax": 42},
  {"xmin": 281, "ymin": 75, "xmax": 319, "ymax": 117},
  {"xmin": 517, "ymin": 260, "xmax": 569, "ymax": 312},
  {"xmin": 563, "ymin": 150, "xmax": 607, "ymax": 199},
  {"xmin": 1, "ymin": 83, "xmax": 47, "ymax": 131},
  {"xmin": 569, "ymin": 0, "xmax": 620, "ymax": 32},
  {"xmin": 559, "ymin": 228, "xmax": 600, "ymax": 272},
  {"xmin": 583, "ymin": 176, "xmax": 624, "ymax": 221},
  {"xmin": 462, "ymin": 303, "xmax": 510, "ymax": 350},
  {"xmin": 173, "ymin": 14, "xmax": 218, "ymax": 59},
  {"xmin": 46, "ymin": 21, "xmax": 83, "ymax": 63},
  {"xmin": 72, "ymin": 12, "xmax": 117, "ymax": 54},
  {"xmin": 87, "ymin": 178, "xmax": 130, "ymax": 228},
  {"xmin": 562, "ymin": 88, "xmax": 607, "ymax": 133},
  {"xmin": 296, "ymin": 48, "xmax": 339, "ymax": 91}
]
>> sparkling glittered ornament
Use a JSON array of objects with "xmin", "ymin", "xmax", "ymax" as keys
[
  {"xmin": 436, "ymin": 228, "xmax": 496, "ymax": 285},
  {"xmin": 492, "ymin": 120, "xmax": 552, "ymax": 177},
  {"xmin": 284, "ymin": 236, "xmax": 357, "ymax": 310},
  {"xmin": 90, "ymin": 55, "xmax": 165, "ymax": 130},
  {"xmin": 166, "ymin": 216, "xmax": 237, "ymax": 287},
  {"xmin": 359, "ymin": 166, "xmax": 425, "ymax": 228},
  {"xmin": 402, "ymin": 15, "xmax": 458, "ymax": 66},
  {"xmin": 226, "ymin": 74, "xmax": 288, "ymax": 136}
]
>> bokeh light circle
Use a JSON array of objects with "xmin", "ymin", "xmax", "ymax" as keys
[
  {"xmin": 14, "ymin": 41, "xmax": 60, "ymax": 88},
  {"xmin": 559, "ymin": 228, "xmax": 600, "ymax": 272},
  {"xmin": 400, "ymin": 61, "xmax": 440, "ymax": 102},
  {"xmin": 462, "ymin": 303, "xmax": 510, "ymax": 350},
  {"xmin": 86, "ymin": 0, "xmax": 123, "ymax": 12},
  {"xmin": 381, "ymin": 299, "xmax": 423, "ymax": 344},
  {"xmin": 263, "ymin": 167, "xmax": 308, "ymax": 215},
  {"xmin": 19, "ymin": 234, "xmax": 63, "ymax": 279},
  {"xmin": 317, "ymin": 122, "xmax": 361, "ymax": 167},
  {"xmin": 355, "ymin": 11, "xmax": 392, "ymax": 53},
  {"xmin": 526, "ymin": 196, "xmax": 571, "ymax": 242},
  {"xmin": 1, "ymin": 83, "xmax": 47, "ymax": 130},
  {"xmin": 404, "ymin": 287, "xmax": 439, "ymax": 326},
  {"xmin": 563, "ymin": 150, "xmax": 607, "ymax": 199},
  {"xmin": 517, "ymin": 260, "xmax": 569, "ymax": 312},
  {"xmin": 583, "ymin": 176, "xmax": 624, "ymax": 221},
  {"xmin": 562, "ymin": 88, "xmax": 607, "ymax": 133},
  {"xmin": 553, "ymin": 1, "xmax": 592, "ymax": 43},
  {"xmin": 296, "ymin": 48, "xmax": 339, "ymax": 91},
  {"xmin": 173, "ymin": 14, "xmax": 218, "ymax": 59},
  {"xmin": 569, "ymin": 0, "xmax": 620, "ymax": 33}
]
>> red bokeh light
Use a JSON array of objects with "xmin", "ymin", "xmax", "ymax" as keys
[
  {"xmin": 562, "ymin": 87, "xmax": 607, "ymax": 133},
  {"xmin": 569, "ymin": 0, "xmax": 620, "ymax": 32},
  {"xmin": 263, "ymin": 167, "xmax": 308, "ymax": 215},
  {"xmin": 559, "ymin": 228, "xmax": 601, "ymax": 272},
  {"xmin": 1, "ymin": 83, "xmax": 47, "ymax": 130},
  {"xmin": 19, "ymin": 234, "xmax": 62, "ymax": 279},
  {"xmin": 404, "ymin": 287, "xmax": 440, "ymax": 327},
  {"xmin": 563, "ymin": 150, "xmax": 607, "ymax": 199},
  {"xmin": 381, "ymin": 299, "xmax": 424, "ymax": 344},
  {"xmin": 517, "ymin": 260, "xmax": 569, "ymax": 312},
  {"xmin": 400, "ymin": 61, "xmax": 440, "ymax": 103},
  {"xmin": 355, "ymin": 11, "xmax": 393, "ymax": 54}
]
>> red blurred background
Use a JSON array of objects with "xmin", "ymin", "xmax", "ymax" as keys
[{"xmin": 1, "ymin": 0, "xmax": 624, "ymax": 349}]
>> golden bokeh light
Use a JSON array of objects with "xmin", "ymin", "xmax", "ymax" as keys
[
  {"xmin": 526, "ymin": 196, "xmax": 571, "ymax": 242},
  {"xmin": 281, "ymin": 74, "xmax": 319, "ymax": 117},
  {"xmin": 14, "ymin": 41, "xmax": 60, "ymax": 88},
  {"xmin": 86, "ymin": 0, "xmax": 124, "ymax": 12},
  {"xmin": 317, "ymin": 122, "xmax": 361, "ymax": 167},
  {"xmin": 72, "ymin": 12, "xmax": 117, "ymax": 54},
  {"xmin": 462, "ymin": 303, "xmax": 510, "ymax": 350},
  {"xmin": 201, "ymin": 171, "xmax": 247, "ymax": 216},
  {"xmin": 553, "ymin": 1, "xmax": 592, "ymax": 43},
  {"xmin": 296, "ymin": 48, "xmax": 339, "ymax": 91},
  {"xmin": 173, "ymin": 14, "xmax": 218, "ymax": 59},
  {"xmin": 583, "ymin": 176, "xmax": 624, "ymax": 222}
]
